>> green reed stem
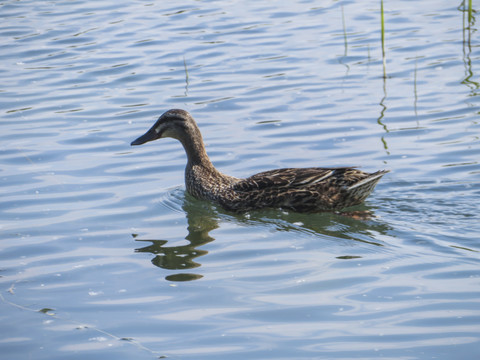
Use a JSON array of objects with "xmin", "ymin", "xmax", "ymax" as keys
[
  {"xmin": 414, "ymin": 58, "xmax": 418, "ymax": 116},
  {"xmin": 341, "ymin": 5, "xmax": 348, "ymax": 56},
  {"xmin": 183, "ymin": 56, "xmax": 189, "ymax": 83},
  {"xmin": 468, "ymin": 0, "xmax": 473, "ymax": 24},
  {"xmin": 381, "ymin": 0, "xmax": 386, "ymax": 78}
]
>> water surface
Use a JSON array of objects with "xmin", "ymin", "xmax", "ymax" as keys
[{"xmin": 1, "ymin": 0, "xmax": 480, "ymax": 359}]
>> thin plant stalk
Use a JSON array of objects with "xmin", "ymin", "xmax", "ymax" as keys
[
  {"xmin": 414, "ymin": 58, "xmax": 418, "ymax": 117},
  {"xmin": 183, "ymin": 56, "xmax": 189, "ymax": 96},
  {"xmin": 381, "ymin": 0, "xmax": 386, "ymax": 78},
  {"xmin": 341, "ymin": 5, "xmax": 348, "ymax": 56},
  {"xmin": 183, "ymin": 56, "xmax": 189, "ymax": 85},
  {"xmin": 468, "ymin": 0, "xmax": 473, "ymax": 24}
]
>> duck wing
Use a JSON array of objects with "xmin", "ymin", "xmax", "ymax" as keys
[
  {"xmin": 223, "ymin": 167, "xmax": 388, "ymax": 212},
  {"xmin": 233, "ymin": 167, "xmax": 356, "ymax": 192}
]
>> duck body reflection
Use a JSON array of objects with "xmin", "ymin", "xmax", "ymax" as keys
[{"xmin": 134, "ymin": 188, "xmax": 391, "ymax": 282}]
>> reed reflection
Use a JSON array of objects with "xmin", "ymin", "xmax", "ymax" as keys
[{"xmin": 461, "ymin": 0, "xmax": 478, "ymax": 93}]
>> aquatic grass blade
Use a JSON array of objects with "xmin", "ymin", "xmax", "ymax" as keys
[{"xmin": 381, "ymin": 0, "xmax": 386, "ymax": 78}]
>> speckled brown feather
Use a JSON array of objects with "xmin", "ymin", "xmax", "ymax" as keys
[
  {"xmin": 225, "ymin": 167, "xmax": 389, "ymax": 212},
  {"xmin": 131, "ymin": 109, "xmax": 389, "ymax": 213}
]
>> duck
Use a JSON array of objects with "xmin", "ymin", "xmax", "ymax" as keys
[{"xmin": 131, "ymin": 109, "xmax": 388, "ymax": 213}]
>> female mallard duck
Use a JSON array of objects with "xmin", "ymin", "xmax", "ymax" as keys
[{"xmin": 131, "ymin": 109, "xmax": 388, "ymax": 213}]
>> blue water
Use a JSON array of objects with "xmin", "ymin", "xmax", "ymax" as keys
[{"xmin": 1, "ymin": 0, "xmax": 480, "ymax": 359}]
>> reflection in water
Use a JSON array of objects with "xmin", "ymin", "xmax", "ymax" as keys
[
  {"xmin": 377, "ymin": 77, "xmax": 390, "ymax": 155},
  {"xmin": 135, "ymin": 198, "xmax": 219, "ymax": 282},
  {"xmin": 461, "ymin": 1, "xmax": 478, "ymax": 93},
  {"xmin": 242, "ymin": 206, "xmax": 391, "ymax": 248},
  {"xmin": 134, "ymin": 191, "xmax": 392, "ymax": 282}
]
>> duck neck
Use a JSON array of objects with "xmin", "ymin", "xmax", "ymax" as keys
[{"xmin": 180, "ymin": 127, "xmax": 214, "ymax": 170}]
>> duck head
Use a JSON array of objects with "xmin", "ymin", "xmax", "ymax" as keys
[{"xmin": 130, "ymin": 109, "xmax": 197, "ymax": 146}]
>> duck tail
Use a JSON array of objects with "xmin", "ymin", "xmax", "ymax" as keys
[{"xmin": 347, "ymin": 170, "xmax": 389, "ymax": 203}]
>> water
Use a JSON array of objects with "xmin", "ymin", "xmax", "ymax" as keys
[{"xmin": 1, "ymin": 0, "xmax": 479, "ymax": 359}]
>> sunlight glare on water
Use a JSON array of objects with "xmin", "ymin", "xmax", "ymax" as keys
[{"xmin": 1, "ymin": 0, "xmax": 480, "ymax": 359}]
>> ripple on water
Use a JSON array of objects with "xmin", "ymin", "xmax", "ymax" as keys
[{"xmin": 1, "ymin": 1, "xmax": 480, "ymax": 360}]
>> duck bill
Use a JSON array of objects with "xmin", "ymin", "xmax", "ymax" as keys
[{"xmin": 131, "ymin": 129, "xmax": 158, "ymax": 146}]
